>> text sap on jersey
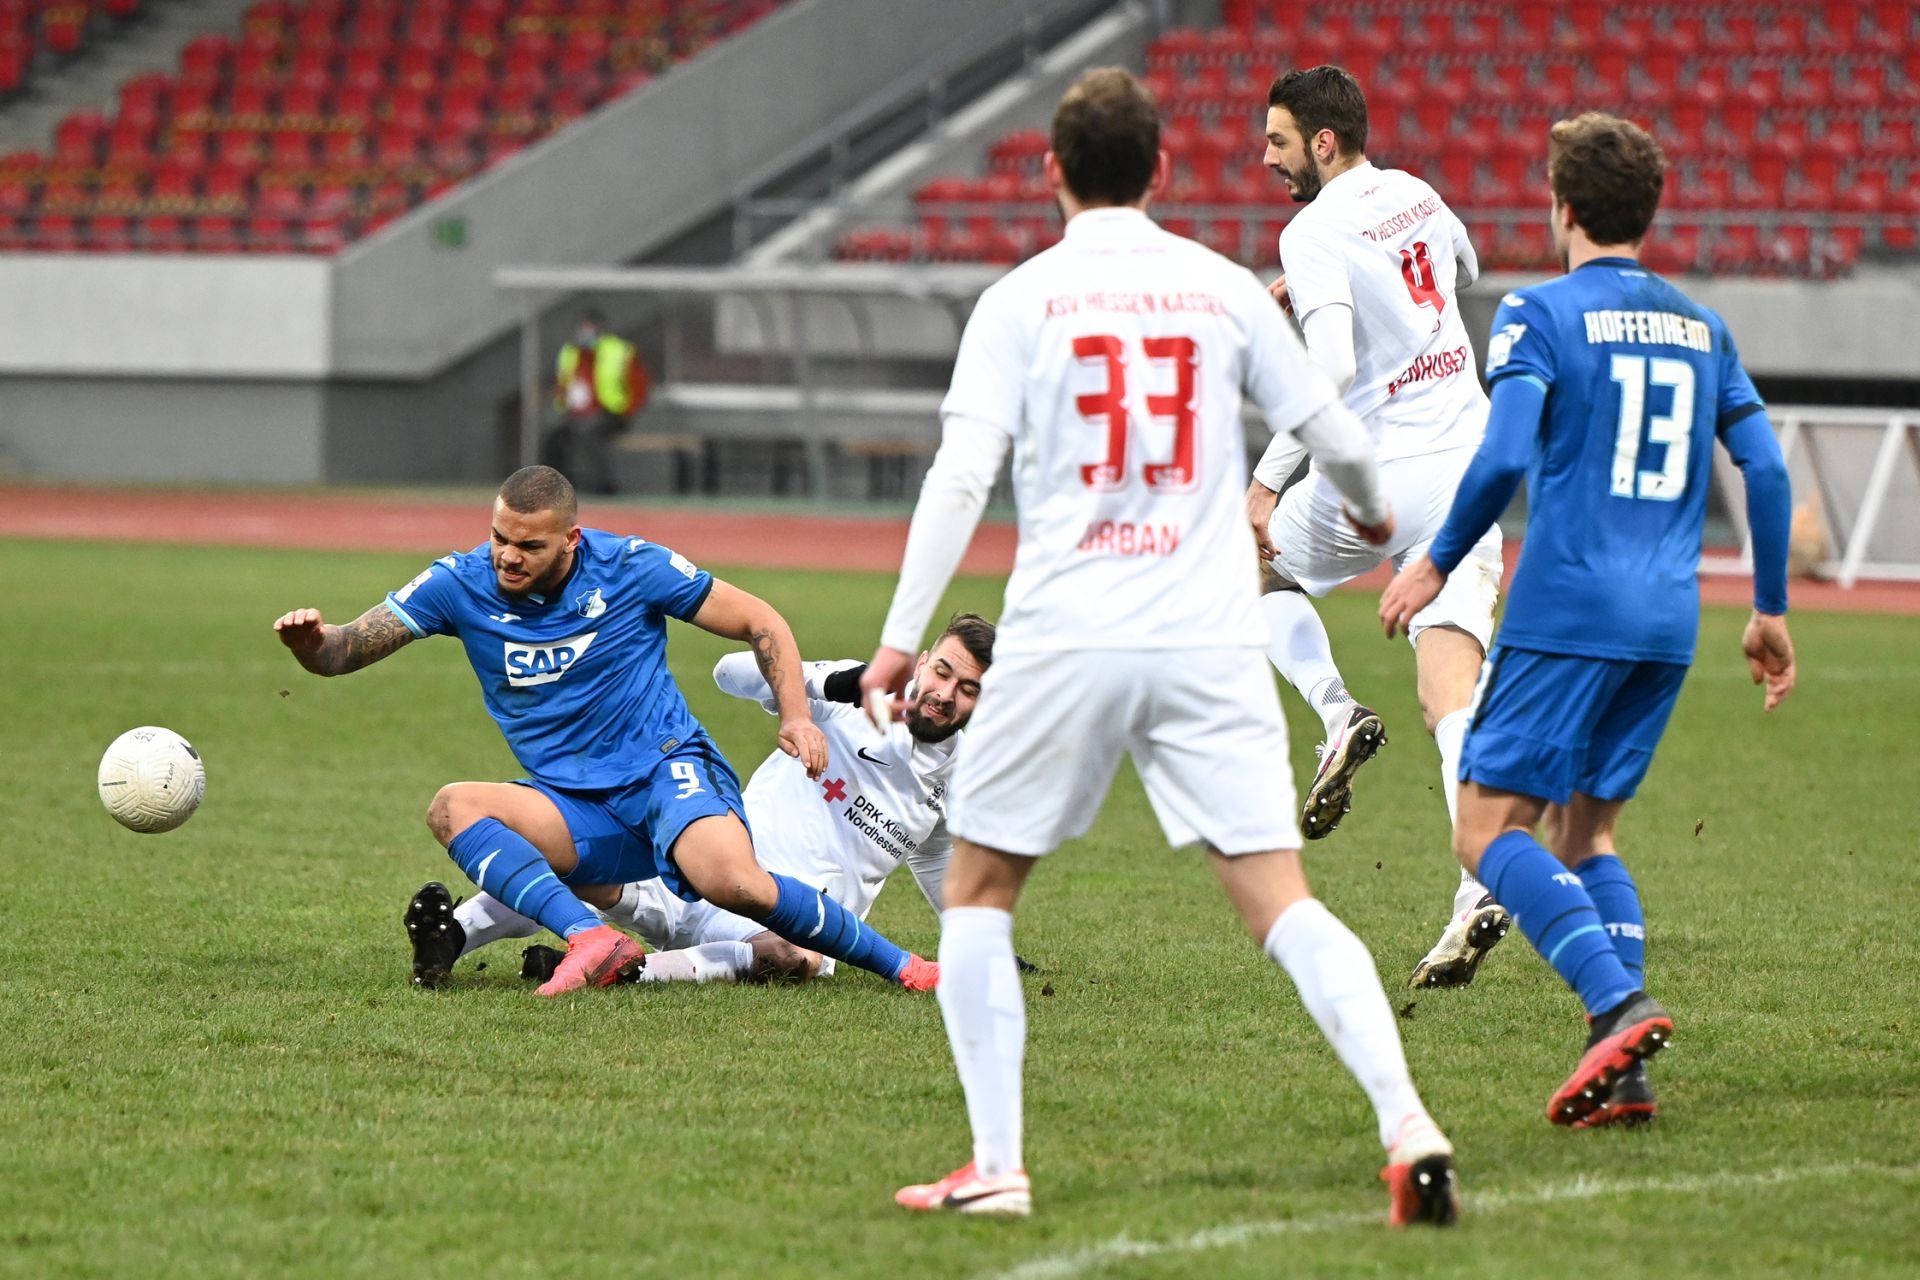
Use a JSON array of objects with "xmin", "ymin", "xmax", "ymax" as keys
[{"xmin": 1043, "ymin": 290, "xmax": 1225, "ymax": 318}]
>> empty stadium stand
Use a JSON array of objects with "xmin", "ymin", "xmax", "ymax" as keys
[
  {"xmin": 0, "ymin": 0, "xmax": 786, "ymax": 253},
  {"xmin": 836, "ymin": 1, "xmax": 1920, "ymax": 278}
]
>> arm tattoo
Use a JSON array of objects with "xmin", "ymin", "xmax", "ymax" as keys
[
  {"xmin": 310, "ymin": 604, "xmax": 415, "ymax": 676},
  {"xmin": 749, "ymin": 624, "xmax": 799, "ymax": 715}
]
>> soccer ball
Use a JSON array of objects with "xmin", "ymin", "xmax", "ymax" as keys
[{"xmin": 97, "ymin": 726, "xmax": 206, "ymax": 834}]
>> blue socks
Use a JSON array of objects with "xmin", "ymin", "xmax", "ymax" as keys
[
  {"xmin": 1574, "ymin": 854, "xmax": 1646, "ymax": 987},
  {"xmin": 1478, "ymin": 830, "xmax": 1637, "ymax": 1017},
  {"xmin": 759, "ymin": 872, "xmax": 909, "ymax": 982},
  {"xmin": 447, "ymin": 818, "xmax": 601, "ymax": 941}
]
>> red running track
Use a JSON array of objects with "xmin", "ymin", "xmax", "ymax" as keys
[{"xmin": 2, "ymin": 484, "xmax": 1915, "ymax": 614}]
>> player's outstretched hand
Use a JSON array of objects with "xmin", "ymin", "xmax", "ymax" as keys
[
  {"xmin": 1267, "ymin": 274, "xmax": 1292, "ymax": 316},
  {"xmin": 1246, "ymin": 480, "xmax": 1281, "ymax": 560},
  {"xmin": 860, "ymin": 646, "xmax": 915, "ymax": 734},
  {"xmin": 273, "ymin": 608, "xmax": 327, "ymax": 655},
  {"xmin": 1379, "ymin": 554, "xmax": 1443, "ymax": 638},
  {"xmin": 1742, "ymin": 611, "xmax": 1796, "ymax": 712},
  {"xmin": 778, "ymin": 717, "xmax": 830, "ymax": 780},
  {"xmin": 1346, "ymin": 506, "xmax": 1395, "ymax": 547}
]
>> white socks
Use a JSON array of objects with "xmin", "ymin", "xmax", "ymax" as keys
[
  {"xmin": 1433, "ymin": 707, "xmax": 1491, "ymax": 915},
  {"xmin": 1259, "ymin": 591, "xmax": 1355, "ymax": 738},
  {"xmin": 632, "ymin": 941, "xmax": 754, "ymax": 984},
  {"xmin": 452, "ymin": 892, "xmax": 540, "ymax": 958},
  {"xmin": 1264, "ymin": 898, "xmax": 1431, "ymax": 1149},
  {"xmin": 937, "ymin": 906, "xmax": 1026, "ymax": 1178}
]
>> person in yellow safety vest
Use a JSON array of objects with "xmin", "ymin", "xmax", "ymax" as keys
[{"xmin": 546, "ymin": 309, "xmax": 651, "ymax": 494}]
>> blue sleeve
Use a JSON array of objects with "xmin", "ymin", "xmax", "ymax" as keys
[
  {"xmin": 1428, "ymin": 375, "xmax": 1547, "ymax": 574},
  {"xmin": 1713, "ymin": 321, "xmax": 1767, "ymax": 434},
  {"xmin": 383, "ymin": 555, "xmax": 463, "ymax": 638},
  {"xmin": 1482, "ymin": 292, "xmax": 1556, "ymax": 390},
  {"xmin": 628, "ymin": 540, "xmax": 714, "ymax": 621},
  {"xmin": 1721, "ymin": 413, "xmax": 1791, "ymax": 615}
]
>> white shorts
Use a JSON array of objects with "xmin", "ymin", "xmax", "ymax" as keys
[
  {"xmin": 1267, "ymin": 446, "xmax": 1503, "ymax": 650},
  {"xmin": 948, "ymin": 646, "xmax": 1300, "ymax": 857},
  {"xmin": 618, "ymin": 879, "xmax": 764, "ymax": 952}
]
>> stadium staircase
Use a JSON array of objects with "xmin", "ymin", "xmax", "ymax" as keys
[
  {"xmin": 833, "ymin": 0, "xmax": 1920, "ymax": 279},
  {"xmin": 0, "ymin": 0, "xmax": 785, "ymax": 253}
]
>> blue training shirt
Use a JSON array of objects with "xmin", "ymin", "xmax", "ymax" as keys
[
  {"xmin": 383, "ymin": 528, "xmax": 716, "ymax": 790},
  {"xmin": 1439, "ymin": 257, "xmax": 1771, "ymax": 664}
]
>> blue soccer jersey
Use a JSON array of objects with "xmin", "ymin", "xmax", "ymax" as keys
[
  {"xmin": 382, "ymin": 528, "xmax": 715, "ymax": 790},
  {"xmin": 1474, "ymin": 257, "xmax": 1767, "ymax": 663}
]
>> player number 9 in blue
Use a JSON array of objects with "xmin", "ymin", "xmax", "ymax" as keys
[
  {"xmin": 1608, "ymin": 354, "xmax": 1694, "ymax": 502},
  {"xmin": 671, "ymin": 760, "xmax": 706, "ymax": 800}
]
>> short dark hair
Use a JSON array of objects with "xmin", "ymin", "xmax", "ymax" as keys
[
  {"xmin": 1051, "ymin": 67, "xmax": 1160, "ymax": 206},
  {"xmin": 498, "ymin": 465, "xmax": 578, "ymax": 526},
  {"xmin": 937, "ymin": 612, "xmax": 995, "ymax": 672},
  {"xmin": 1267, "ymin": 65, "xmax": 1368, "ymax": 157},
  {"xmin": 1548, "ymin": 112, "xmax": 1666, "ymax": 246}
]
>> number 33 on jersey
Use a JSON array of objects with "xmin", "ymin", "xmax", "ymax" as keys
[{"xmin": 938, "ymin": 207, "xmax": 1342, "ymax": 654}]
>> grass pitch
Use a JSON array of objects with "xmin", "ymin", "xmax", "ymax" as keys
[{"xmin": 1, "ymin": 537, "xmax": 1915, "ymax": 1279}]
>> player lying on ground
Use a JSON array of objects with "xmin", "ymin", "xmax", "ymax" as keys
[
  {"xmin": 1380, "ymin": 112, "xmax": 1795, "ymax": 1129},
  {"xmin": 864, "ymin": 67, "xmax": 1459, "ymax": 1227},
  {"xmin": 273, "ymin": 465, "xmax": 937, "ymax": 996},
  {"xmin": 1251, "ymin": 65, "xmax": 1510, "ymax": 989},
  {"xmin": 408, "ymin": 614, "xmax": 995, "ymax": 987}
]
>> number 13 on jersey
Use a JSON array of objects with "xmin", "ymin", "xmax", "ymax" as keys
[
  {"xmin": 1609, "ymin": 354, "xmax": 1695, "ymax": 502},
  {"xmin": 1074, "ymin": 334, "xmax": 1200, "ymax": 493}
]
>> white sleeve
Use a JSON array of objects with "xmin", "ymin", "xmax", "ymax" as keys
[
  {"xmin": 906, "ymin": 823, "xmax": 950, "ymax": 915},
  {"xmin": 713, "ymin": 653, "xmax": 861, "ymax": 713},
  {"xmin": 1250, "ymin": 432, "xmax": 1307, "ymax": 493},
  {"xmin": 1299, "ymin": 302, "xmax": 1357, "ymax": 396},
  {"xmin": 1292, "ymin": 400, "xmax": 1388, "ymax": 526},
  {"xmin": 1243, "ymin": 271, "xmax": 1342, "ymax": 484},
  {"xmin": 877, "ymin": 414, "xmax": 1011, "ymax": 654},
  {"xmin": 1279, "ymin": 221, "xmax": 1354, "ymax": 322}
]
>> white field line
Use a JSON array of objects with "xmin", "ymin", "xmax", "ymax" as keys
[{"xmin": 980, "ymin": 1161, "xmax": 1919, "ymax": 1280}]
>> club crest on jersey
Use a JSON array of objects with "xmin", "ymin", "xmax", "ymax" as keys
[
  {"xmin": 1486, "ymin": 323, "xmax": 1528, "ymax": 372},
  {"xmin": 505, "ymin": 631, "xmax": 598, "ymax": 687},
  {"xmin": 575, "ymin": 587, "xmax": 608, "ymax": 618}
]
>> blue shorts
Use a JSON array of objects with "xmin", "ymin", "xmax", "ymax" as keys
[
  {"xmin": 1460, "ymin": 646, "xmax": 1689, "ymax": 805},
  {"xmin": 516, "ymin": 740, "xmax": 747, "ymax": 902}
]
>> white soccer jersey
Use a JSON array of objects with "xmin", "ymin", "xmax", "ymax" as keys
[
  {"xmin": 1279, "ymin": 162, "xmax": 1488, "ymax": 462},
  {"xmin": 714, "ymin": 654, "xmax": 951, "ymax": 921},
  {"xmin": 939, "ymin": 207, "xmax": 1340, "ymax": 654}
]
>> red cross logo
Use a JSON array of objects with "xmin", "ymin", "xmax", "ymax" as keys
[{"xmin": 821, "ymin": 777, "xmax": 847, "ymax": 803}]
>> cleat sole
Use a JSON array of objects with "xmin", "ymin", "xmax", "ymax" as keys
[
  {"xmin": 1548, "ymin": 1017, "xmax": 1673, "ymax": 1126},
  {"xmin": 403, "ymin": 881, "xmax": 463, "ymax": 990},
  {"xmin": 1301, "ymin": 715, "xmax": 1386, "ymax": 840}
]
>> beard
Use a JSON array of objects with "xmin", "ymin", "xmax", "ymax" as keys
[
  {"xmin": 905, "ymin": 694, "xmax": 964, "ymax": 744},
  {"xmin": 1278, "ymin": 160, "xmax": 1322, "ymax": 204}
]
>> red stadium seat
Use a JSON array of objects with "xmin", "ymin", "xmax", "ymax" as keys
[
  {"xmin": 42, "ymin": 5, "xmax": 90, "ymax": 57},
  {"xmin": 194, "ymin": 216, "xmax": 244, "ymax": 253},
  {"xmin": 53, "ymin": 110, "xmax": 109, "ymax": 166},
  {"xmin": 139, "ymin": 214, "xmax": 188, "ymax": 251},
  {"xmin": 178, "ymin": 33, "xmax": 232, "ymax": 86},
  {"xmin": 0, "ymin": 174, "xmax": 32, "ymax": 213},
  {"xmin": 88, "ymin": 215, "xmax": 137, "ymax": 252}
]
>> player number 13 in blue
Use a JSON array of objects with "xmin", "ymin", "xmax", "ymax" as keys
[{"xmin": 1608, "ymin": 354, "xmax": 1694, "ymax": 501}]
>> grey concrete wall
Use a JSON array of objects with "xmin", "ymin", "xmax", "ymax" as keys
[{"xmin": 0, "ymin": 379, "xmax": 323, "ymax": 483}]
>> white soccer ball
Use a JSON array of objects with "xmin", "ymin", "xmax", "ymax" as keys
[{"xmin": 97, "ymin": 726, "xmax": 206, "ymax": 834}]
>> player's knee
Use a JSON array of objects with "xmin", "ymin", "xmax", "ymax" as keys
[{"xmin": 425, "ymin": 783, "xmax": 480, "ymax": 846}]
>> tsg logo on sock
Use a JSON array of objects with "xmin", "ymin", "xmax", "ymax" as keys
[{"xmin": 505, "ymin": 631, "xmax": 598, "ymax": 687}]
